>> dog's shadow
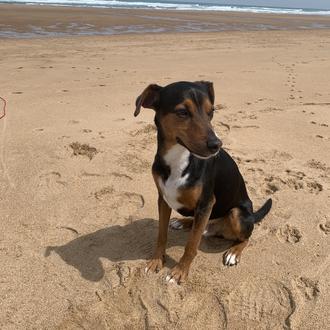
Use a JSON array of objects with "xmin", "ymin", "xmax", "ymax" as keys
[{"xmin": 45, "ymin": 218, "xmax": 232, "ymax": 282}]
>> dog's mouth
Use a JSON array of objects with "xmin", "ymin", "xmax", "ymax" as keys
[
  {"xmin": 176, "ymin": 137, "xmax": 220, "ymax": 159},
  {"xmin": 176, "ymin": 137, "xmax": 194, "ymax": 153}
]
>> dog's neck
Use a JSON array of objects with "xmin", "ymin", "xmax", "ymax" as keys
[
  {"xmin": 154, "ymin": 117, "xmax": 191, "ymax": 178},
  {"xmin": 162, "ymin": 144, "xmax": 190, "ymax": 174},
  {"xmin": 153, "ymin": 129, "xmax": 208, "ymax": 188}
]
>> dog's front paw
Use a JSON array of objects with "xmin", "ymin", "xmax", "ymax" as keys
[
  {"xmin": 166, "ymin": 264, "xmax": 189, "ymax": 284},
  {"xmin": 145, "ymin": 257, "xmax": 164, "ymax": 274}
]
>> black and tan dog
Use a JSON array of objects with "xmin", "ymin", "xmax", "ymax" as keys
[{"xmin": 134, "ymin": 81, "xmax": 272, "ymax": 284}]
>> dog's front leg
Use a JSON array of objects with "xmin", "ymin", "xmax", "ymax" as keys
[
  {"xmin": 145, "ymin": 194, "xmax": 171, "ymax": 273},
  {"xmin": 166, "ymin": 196, "xmax": 215, "ymax": 284}
]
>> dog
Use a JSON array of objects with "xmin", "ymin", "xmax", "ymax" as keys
[{"xmin": 134, "ymin": 81, "xmax": 272, "ymax": 284}]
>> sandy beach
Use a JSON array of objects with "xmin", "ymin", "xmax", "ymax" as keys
[{"xmin": 0, "ymin": 5, "xmax": 330, "ymax": 329}]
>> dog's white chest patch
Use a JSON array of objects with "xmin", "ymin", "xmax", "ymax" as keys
[{"xmin": 158, "ymin": 144, "xmax": 190, "ymax": 211}]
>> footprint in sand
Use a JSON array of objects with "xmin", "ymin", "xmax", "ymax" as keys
[
  {"xmin": 104, "ymin": 263, "xmax": 132, "ymax": 289},
  {"xmin": 247, "ymin": 167, "xmax": 265, "ymax": 174},
  {"xmin": 277, "ymin": 224, "xmax": 302, "ymax": 244},
  {"xmin": 289, "ymin": 276, "xmax": 320, "ymax": 328},
  {"xmin": 226, "ymin": 278, "xmax": 295, "ymax": 329},
  {"xmin": 264, "ymin": 177, "xmax": 280, "ymax": 194},
  {"xmin": 306, "ymin": 181, "xmax": 323, "ymax": 193},
  {"xmin": 306, "ymin": 159, "xmax": 328, "ymax": 172},
  {"xmin": 285, "ymin": 169, "xmax": 305, "ymax": 179},
  {"xmin": 319, "ymin": 221, "xmax": 330, "ymax": 235},
  {"xmin": 174, "ymin": 293, "xmax": 227, "ymax": 329},
  {"xmin": 294, "ymin": 277, "xmax": 320, "ymax": 301},
  {"xmin": 68, "ymin": 120, "xmax": 80, "ymax": 125},
  {"xmin": 37, "ymin": 171, "xmax": 67, "ymax": 198},
  {"xmin": 266, "ymin": 150, "xmax": 293, "ymax": 161},
  {"xmin": 263, "ymin": 169, "xmax": 322, "ymax": 195},
  {"xmin": 69, "ymin": 142, "xmax": 98, "ymax": 160}
]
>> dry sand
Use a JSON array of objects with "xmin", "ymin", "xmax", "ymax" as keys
[{"xmin": 0, "ymin": 7, "xmax": 330, "ymax": 330}]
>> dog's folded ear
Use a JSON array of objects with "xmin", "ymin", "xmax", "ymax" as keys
[
  {"xmin": 134, "ymin": 84, "xmax": 162, "ymax": 117},
  {"xmin": 194, "ymin": 81, "xmax": 215, "ymax": 105}
]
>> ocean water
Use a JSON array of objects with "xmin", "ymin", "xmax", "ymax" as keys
[{"xmin": 1, "ymin": 0, "xmax": 330, "ymax": 16}]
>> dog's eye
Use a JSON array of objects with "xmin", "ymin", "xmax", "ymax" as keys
[{"xmin": 176, "ymin": 109, "xmax": 190, "ymax": 118}]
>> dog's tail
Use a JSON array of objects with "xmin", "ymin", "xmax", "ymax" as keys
[{"xmin": 252, "ymin": 198, "xmax": 272, "ymax": 223}]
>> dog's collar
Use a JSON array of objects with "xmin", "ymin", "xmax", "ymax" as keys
[{"xmin": 192, "ymin": 152, "xmax": 219, "ymax": 160}]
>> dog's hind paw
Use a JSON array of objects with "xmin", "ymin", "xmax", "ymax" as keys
[
  {"xmin": 169, "ymin": 219, "xmax": 184, "ymax": 230},
  {"xmin": 223, "ymin": 240, "xmax": 248, "ymax": 267},
  {"xmin": 224, "ymin": 251, "xmax": 239, "ymax": 266},
  {"xmin": 169, "ymin": 217, "xmax": 193, "ymax": 230}
]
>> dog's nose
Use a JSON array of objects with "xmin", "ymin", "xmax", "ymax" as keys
[{"xmin": 207, "ymin": 137, "xmax": 222, "ymax": 153}]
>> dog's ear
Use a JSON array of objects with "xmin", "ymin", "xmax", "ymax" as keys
[
  {"xmin": 134, "ymin": 84, "xmax": 162, "ymax": 117},
  {"xmin": 194, "ymin": 81, "xmax": 215, "ymax": 105}
]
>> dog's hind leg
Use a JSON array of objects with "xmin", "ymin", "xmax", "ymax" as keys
[
  {"xmin": 222, "ymin": 208, "xmax": 253, "ymax": 266},
  {"xmin": 203, "ymin": 208, "xmax": 252, "ymax": 266}
]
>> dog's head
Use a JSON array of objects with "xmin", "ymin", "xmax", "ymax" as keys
[{"xmin": 134, "ymin": 81, "xmax": 222, "ymax": 159}]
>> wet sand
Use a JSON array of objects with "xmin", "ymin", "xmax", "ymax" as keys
[{"xmin": 1, "ymin": 4, "xmax": 330, "ymax": 37}]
